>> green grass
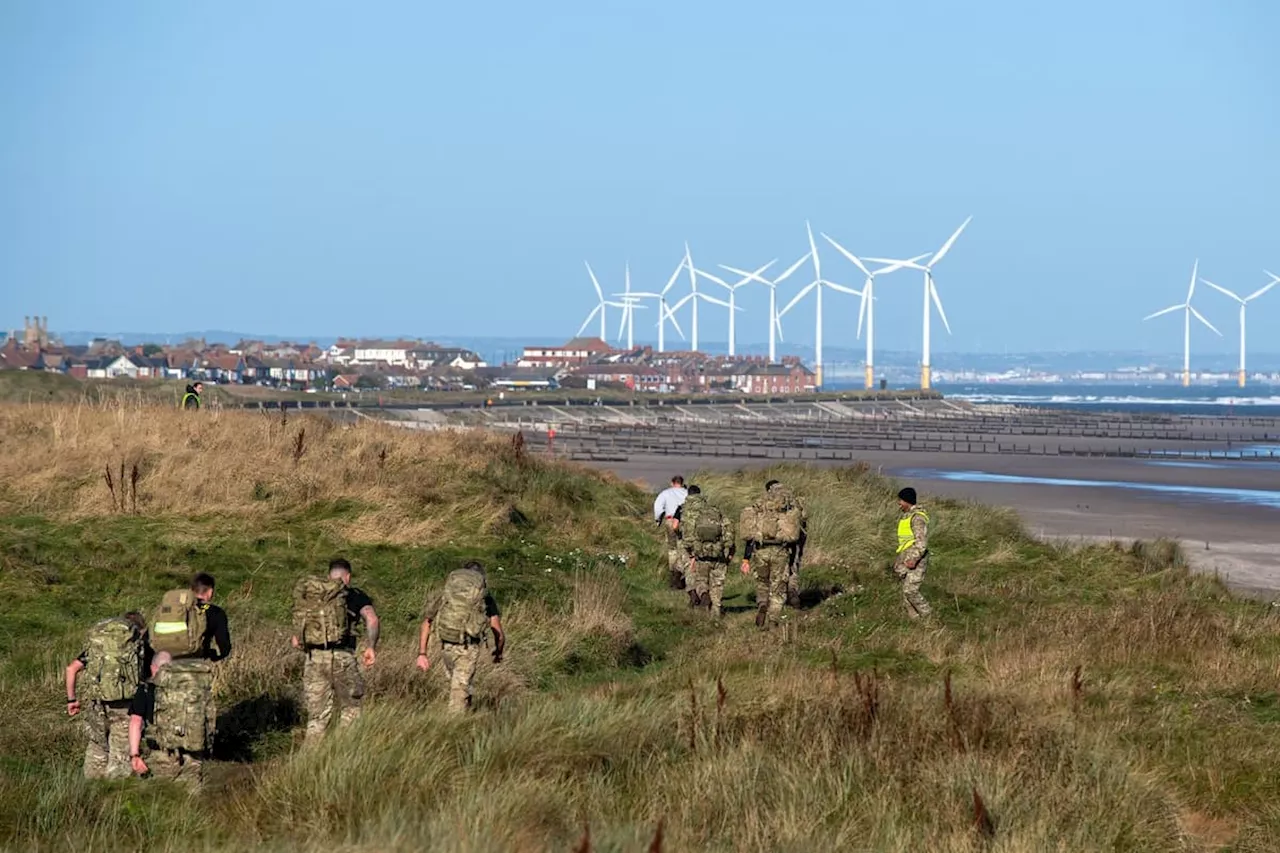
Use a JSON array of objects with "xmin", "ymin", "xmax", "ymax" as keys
[{"xmin": 2, "ymin": 407, "xmax": 1280, "ymax": 851}]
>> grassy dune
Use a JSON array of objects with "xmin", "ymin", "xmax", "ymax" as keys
[{"xmin": 1, "ymin": 403, "xmax": 1278, "ymax": 851}]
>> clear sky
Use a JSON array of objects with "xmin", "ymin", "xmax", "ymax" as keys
[{"xmin": 1, "ymin": 1, "xmax": 1277, "ymax": 355}]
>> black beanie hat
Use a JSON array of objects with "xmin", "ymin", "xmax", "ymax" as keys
[{"xmin": 897, "ymin": 487, "xmax": 917, "ymax": 505}]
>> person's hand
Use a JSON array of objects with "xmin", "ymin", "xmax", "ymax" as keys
[
  {"xmin": 362, "ymin": 647, "xmax": 376, "ymax": 667},
  {"xmin": 415, "ymin": 653, "xmax": 430, "ymax": 672},
  {"xmin": 492, "ymin": 649, "xmax": 504, "ymax": 665},
  {"xmin": 740, "ymin": 560, "xmax": 751, "ymax": 575},
  {"xmin": 906, "ymin": 559, "xmax": 918, "ymax": 570},
  {"xmin": 131, "ymin": 755, "xmax": 149, "ymax": 776},
  {"xmin": 290, "ymin": 636, "xmax": 301, "ymax": 650},
  {"xmin": 66, "ymin": 700, "xmax": 80, "ymax": 717}
]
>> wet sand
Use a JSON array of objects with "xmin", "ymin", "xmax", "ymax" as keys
[{"xmin": 585, "ymin": 451, "xmax": 1280, "ymax": 598}]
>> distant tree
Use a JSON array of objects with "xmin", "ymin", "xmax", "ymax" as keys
[
  {"xmin": 141, "ymin": 343, "xmax": 164, "ymax": 357},
  {"xmin": 354, "ymin": 374, "xmax": 385, "ymax": 390}
]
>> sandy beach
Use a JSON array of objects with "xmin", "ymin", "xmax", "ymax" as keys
[{"xmin": 588, "ymin": 450, "xmax": 1280, "ymax": 598}]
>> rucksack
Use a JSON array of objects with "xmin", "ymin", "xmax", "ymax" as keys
[
  {"xmin": 434, "ymin": 569, "xmax": 489, "ymax": 645},
  {"xmin": 84, "ymin": 617, "xmax": 144, "ymax": 703},
  {"xmin": 151, "ymin": 590, "xmax": 207, "ymax": 658},
  {"xmin": 686, "ymin": 502, "xmax": 730, "ymax": 561},
  {"xmin": 292, "ymin": 576, "xmax": 349, "ymax": 647},
  {"xmin": 153, "ymin": 658, "xmax": 215, "ymax": 753},
  {"xmin": 759, "ymin": 487, "xmax": 805, "ymax": 545}
]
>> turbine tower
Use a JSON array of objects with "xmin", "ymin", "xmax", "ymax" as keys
[
  {"xmin": 701, "ymin": 260, "xmax": 775, "ymax": 357},
  {"xmin": 1200, "ymin": 271, "xmax": 1278, "ymax": 387},
  {"xmin": 779, "ymin": 222, "xmax": 861, "ymax": 388},
  {"xmin": 577, "ymin": 262, "xmax": 626, "ymax": 340},
  {"xmin": 1143, "ymin": 260, "xmax": 1221, "ymax": 387},
  {"xmin": 719, "ymin": 260, "xmax": 791, "ymax": 362},
  {"xmin": 822, "ymin": 233, "xmax": 927, "ymax": 389},
  {"xmin": 867, "ymin": 216, "xmax": 971, "ymax": 390},
  {"xmin": 614, "ymin": 263, "xmax": 648, "ymax": 350}
]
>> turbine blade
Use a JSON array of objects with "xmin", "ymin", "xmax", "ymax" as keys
[
  {"xmin": 821, "ymin": 233, "xmax": 873, "ymax": 279},
  {"xmin": 576, "ymin": 304, "xmax": 600, "ymax": 337},
  {"xmin": 617, "ymin": 304, "xmax": 628, "ymax": 340},
  {"xmin": 1201, "ymin": 278, "xmax": 1242, "ymax": 302},
  {"xmin": 699, "ymin": 294, "xmax": 732, "ymax": 308},
  {"xmin": 671, "ymin": 293, "xmax": 695, "ymax": 311},
  {"xmin": 1190, "ymin": 306, "xmax": 1222, "ymax": 336},
  {"xmin": 856, "ymin": 288, "xmax": 868, "ymax": 340},
  {"xmin": 1245, "ymin": 279, "xmax": 1278, "ymax": 302},
  {"xmin": 929, "ymin": 216, "xmax": 972, "ymax": 267},
  {"xmin": 1186, "ymin": 259, "xmax": 1199, "ymax": 302},
  {"xmin": 666, "ymin": 306, "xmax": 686, "ymax": 340},
  {"xmin": 865, "ymin": 256, "xmax": 929, "ymax": 272},
  {"xmin": 775, "ymin": 252, "xmax": 812, "ymax": 284},
  {"xmin": 662, "ymin": 259, "xmax": 685, "ymax": 295},
  {"xmin": 695, "ymin": 268, "xmax": 729, "ymax": 287},
  {"xmin": 824, "ymin": 281, "xmax": 862, "ymax": 296},
  {"xmin": 585, "ymin": 262, "xmax": 603, "ymax": 301},
  {"xmin": 930, "ymin": 281, "xmax": 952, "ymax": 334},
  {"xmin": 780, "ymin": 282, "xmax": 817, "ymax": 317},
  {"xmin": 1143, "ymin": 304, "xmax": 1184, "ymax": 321}
]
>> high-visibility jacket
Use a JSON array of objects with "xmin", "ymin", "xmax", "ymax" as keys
[
  {"xmin": 896, "ymin": 508, "xmax": 930, "ymax": 554},
  {"xmin": 180, "ymin": 392, "xmax": 201, "ymax": 410}
]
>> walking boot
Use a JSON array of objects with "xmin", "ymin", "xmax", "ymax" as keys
[
  {"xmin": 700, "ymin": 592, "xmax": 712, "ymax": 611},
  {"xmin": 688, "ymin": 589, "xmax": 701, "ymax": 608},
  {"xmin": 668, "ymin": 570, "xmax": 686, "ymax": 590},
  {"xmin": 755, "ymin": 604, "xmax": 769, "ymax": 629}
]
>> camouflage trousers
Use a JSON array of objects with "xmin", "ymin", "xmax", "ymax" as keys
[
  {"xmin": 751, "ymin": 546, "xmax": 792, "ymax": 626},
  {"xmin": 894, "ymin": 556, "xmax": 932, "ymax": 618},
  {"xmin": 147, "ymin": 748, "xmax": 203, "ymax": 789},
  {"xmin": 440, "ymin": 641, "xmax": 482, "ymax": 714},
  {"xmin": 82, "ymin": 700, "xmax": 132, "ymax": 779},
  {"xmin": 689, "ymin": 558, "xmax": 728, "ymax": 615},
  {"xmin": 302, "ymin": 648, "xmax": 365, "ymax": 743}
]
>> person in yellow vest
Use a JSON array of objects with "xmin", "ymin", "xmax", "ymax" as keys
[{"xmin": 893, "ymin": 487, "xmax": 932, "ymax": 619}]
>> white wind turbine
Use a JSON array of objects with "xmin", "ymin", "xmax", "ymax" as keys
[
  {"xmin": 1143, "ymin": 260, "xmax": 1222, "ymax": 387},
  {"xmin": 614, "ymin": 262, "xmax": 648, "ymax": 350},
  {"xmin": 719, "ymin": 260, "xmax": 792, "ymax": 363},
  {"xmin": 699, "ymin": 260, "xmax": 776, "ymax": 357},
  {"xmin": 866, "ymin": 216, "xmax": 972, "ymax": 390},
  {"xmin": 1200, "ymin": 271, "xmax": 1278, "ymax": 388},
  {"xmin": 577, "ymin": 262, "xmax": 626, "ymax": 340},
  {"xmin": 821, "ymin": 234, "xmax": 928, "ymax": 389},
  {"xmin": 778, "ymin": 221, "xmax": 862, "ymax": 388},
  {"xmin": 624, "ymin": 256, "xmax": 686, "ymax": 353}
]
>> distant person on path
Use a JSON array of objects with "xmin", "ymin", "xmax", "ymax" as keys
[
  {"xmin": 65, "ymin": 612, "xmax": 149, "ymax": 779},
  {"xmin": 127, "ymin": 650, "xmax": 214, "ymax": 788},
  {"xmin": 180, "ymin": 382, "xmax": 204, "ymax": 410},
  {"xmin": 416, "ymin": 562, "xmax": 505, "ymax": 714},
  {"xmin": 291, "ymin": 558, "xmax": 380, "ymax": 745},
  {"xmin": 653, "ymin": 475, "xmax": 688, "ymax": 589},
  {"xmin": 739, "ymin": 480, "xmax": 806, "ymax": 630},
  {"xmin": 679, "ymin": 485, "xmax": 735, "ymax": 616},
  {"xmin": 893, "ymin": 487, "xmax": 932, "ymax": 620}
]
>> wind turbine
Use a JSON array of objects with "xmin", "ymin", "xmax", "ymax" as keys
[
  {"xmin": 778, "ymin": 222, "xmax": 862, "ymax": 388},
  {"xmin": 623, "ymin": 256, "xmax": 686, "ymax": 353},
  {"xmin": 700, "ymin": 260, "xmax": 776, "ymax": 357},
  {"xmin": 614, "ymin": 263, "xmax": 648, "ymax": 350},
  {"xmin": 1200, "ymin": 271, "xmax": 1278, "ymax": 388},
  {"xmin": 1143, "ymin": 260, "xmax": 1222, "ymax": 387},
  {"xmin": 821, "ymin": 236, "xmax": 929, "ymax": 390},
  {"xmin": 577, "ymin": 262, "xmax": 626, "ymax": 340},
  {"xmin": 670, "ymin": 288, "xmax": 734, "ymax": 353},
  {"xmin": 719, "ymin": 260, "xmax": 789, "ymax": 363},
  {"xmin": 866, "ymin": 216, "xmax": 972, "ymax": 390}
]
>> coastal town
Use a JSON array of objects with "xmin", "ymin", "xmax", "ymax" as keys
[{"xmin": 0, "ymin": 316, "xmax": 818, "ymax": 395}]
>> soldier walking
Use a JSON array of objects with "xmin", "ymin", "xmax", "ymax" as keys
[
  {"xmin": 679, "ymin": 485, "xmax": 735, "ymax": 617},
  {"xmin": 893, "ymin": 487, "xmax": 932, "ymax": 619},
  {"xmin": 417, "ymin": 561, "xmax": 505, "ymax": 714},
  {"xmin": 65, "ymin": 612, "xmax": 149, "ymax": 779},
  {"xmin": 740, "ymin": 480, "xmax": 805, "ymax": 629}
]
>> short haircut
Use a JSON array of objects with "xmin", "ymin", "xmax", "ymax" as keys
[
  {"xmin": 687, "ymin": 485, "xmax": 702, "ymax": 495},
  {"xmin": 329, "ymin": 557, "xmax": 353, "ymax": 576},
  {"xmin": 764, "ymin": 479, "xmax": 780, "ymax": 491},
  {"xmin": 463, "ymin": 560, "xmax": 485, "ymax": 575},
  {"xmin": 123, "ymin": 611, "xmax": 147, "ymax": 633},
  {"xmin": 191, "ymin": 572, "xmax": 216, "ymax": 593},
  {"xmin": 671, "ymin": 475, "xmax": 685, "ymax": 486}
]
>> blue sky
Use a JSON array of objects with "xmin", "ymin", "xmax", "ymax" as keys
[{"xmin": 1, "ymin": 1, "xmax": 1277, "ymax": 355}]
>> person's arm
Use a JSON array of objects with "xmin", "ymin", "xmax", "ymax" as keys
[
  {"xmin": 416, "ymin": 619, "xmax": 432, "ymax": 670},
  {"xmin": 128, "ymin": 714, "xmax": 148, "ymax": 775},
  {"xmin": 653, "ymin": 492, "xmax": 666, "ymax": 523},
  {"xmin": 207, "ymin": 608, "xmax": 232, "ymax": 661},
  {"xmin": 65, "ymin": 658, "xmax": 85, "ymax": 715},
  {"xmin": 360, "ymin": 605, "xmax": 379, "ymax": 667},
  {"xmin": 906, "ymin": 513, "xmax": 929, "ymax": 568}
]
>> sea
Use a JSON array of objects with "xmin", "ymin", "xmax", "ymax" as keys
[{"xmin": 825, "ymin": 381, "xmax": 1280, "ymax": 417}]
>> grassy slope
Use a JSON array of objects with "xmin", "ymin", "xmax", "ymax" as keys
[{"xmin": 1, "ymin": 405, "xmax": 1278, "ymax": 852}]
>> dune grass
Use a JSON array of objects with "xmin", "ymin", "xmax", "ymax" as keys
[{"xmin": 1, "ymin": 404, "xmax": 1279, "ymax": 851}]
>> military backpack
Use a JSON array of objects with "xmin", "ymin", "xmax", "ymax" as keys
[
  {"xmin": 84, "ymin": 617, "xmax": 145, "ymax": 703},
  {"xmin": 292, "ymin": 576, "xmax": 349, "ymax": 647},
  {"xmin": 151, "ymin": 589, "xmax": 207, "ymax": 658},
  {"xmin": 434, "ymin": 568, "xmax": 489, "ymax": 645},
  {"xmin": 686, "ymin": 502, "xmax": 731, "ymax": 561},
  {"xmin": 153, "ymin": 658, "xmax": 215, "ymax": 753},
  {"xmin": 743, "ymin": 487, "xmax": 805, "ymax": 545}
]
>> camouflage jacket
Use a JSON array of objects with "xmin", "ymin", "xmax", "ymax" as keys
[{"xmin": 681, "ymin": 495, "xmax": 735, "ymax": 561}]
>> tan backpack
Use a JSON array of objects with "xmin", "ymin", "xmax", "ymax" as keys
[
  {"xmin": 151, "ymin": 589, "xmax": 207, "ymax": 658},
  {"xmin": 292, "ymin": 576, "xmax": 349, "ymax": 647}
]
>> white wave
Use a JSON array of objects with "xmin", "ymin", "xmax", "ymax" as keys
[{"xmin": 955, "ymin": 393, "xmax": 1280, "ymax": 407}]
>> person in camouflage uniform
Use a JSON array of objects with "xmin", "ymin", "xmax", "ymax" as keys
[
  {"xmin": 416, "ymin": 561, "xmax": 505, "ymax": 714},
  {"xmin": 291, "ymin": 558, "xmax": 380, "ymax": 745},
  {"xmin": 124, "ymin": 651, "xmax": 199, "ymax": 787},
  {"xmin": 679, "ymin": 486, "xmax": 735, "ymax": 617},
  {"xmin": 740, "ymin": 480, "xmax": 805, "ymax": 630},
  {"xmin": 893, "ymin": 487, "xmax": 932, "ymax": 619},
  {"xmin": 65, "ymin": 611, "xmax": 149, "ymax": 779}
]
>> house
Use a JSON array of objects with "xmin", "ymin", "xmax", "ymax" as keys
[
  {"xmin": 571, "ymin": 363, "xmax": 665, "ymax": 392},
  {"xmin": 84, "ymin": 354, "xmax": 141, "ymax": 379},
  {"xmin": 260, "ymin": 358, "xmax": 328, "ymax": 384},
  {"xmin": 332, "ymin": 374, "xmax": 362, "ymax": 390},
  {"xmin": 740, "ymin": 362, "xmax": 817, "ymax": 395},
  {"xmin": 351, "ymin": 339, "xmax": 420, "ymax": 366},
  {"xmin": 198, "ymin": 353, "xmax": 250, "ymax": 384},
  {"xmin": 408, "ymin": 346, "xmax": 487, "ymax": 371},
  {"xmin": 517, "ymin": 337, "xmax": 613, "ymax": 369}
]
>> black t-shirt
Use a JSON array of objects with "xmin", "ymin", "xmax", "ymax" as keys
[
  {"xmin": 129, "ymin": 682, "xmax": 156, "ymax": 721},
  {"xmin": 338, "ymin": 587, "xmax": 374, "ymax": 651},
  {"xmin": 199, "ymin": 604, "xmax": 232, "ymax": 661}
]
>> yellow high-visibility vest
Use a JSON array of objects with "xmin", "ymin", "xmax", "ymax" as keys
[{"xmin": 896, "ymin": 508, "xmax": 929, "ymax": 554}]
